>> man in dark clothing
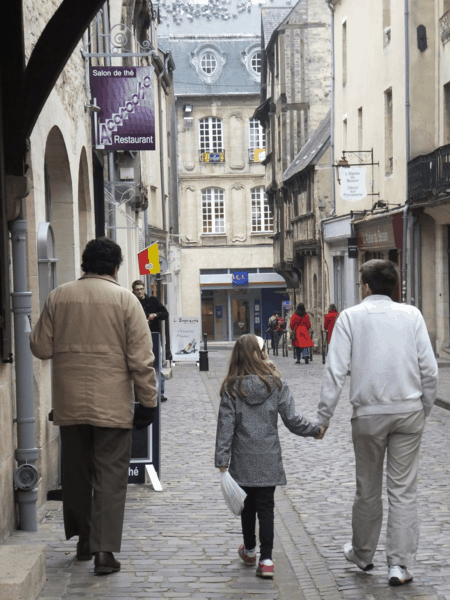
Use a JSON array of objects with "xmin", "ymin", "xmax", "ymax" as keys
[{"xmin": 132, "ymin": 280, "xmax": 169, "ymax": 401}]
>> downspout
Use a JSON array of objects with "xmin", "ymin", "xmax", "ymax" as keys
[
  {"xmin": 416, "ymin": 219, "xmax": 422, "ymax": 311},
  {"xmin": 410, "ymin": 215, "xmax": 416, "ymax": 306},
  {"xmin": 326, "ymin": 0, "xmax": 335, "ymax": 216},
  {"xmin": 402, "ymin": 0, "xmax": 410, "ymax": 303},
  {"xmin": 102, "ymin": 2, "xmax": 116, "ymax": 242},
  {"xmin": 10, "ymin": 217, "xmax": 38, "ymax": 531}
]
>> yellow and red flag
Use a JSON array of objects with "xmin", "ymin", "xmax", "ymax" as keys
[{"xmin": 138, "ymin": 243, "xmax": 160, "ymax": 275}]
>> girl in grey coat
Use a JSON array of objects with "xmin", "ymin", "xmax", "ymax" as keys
[{"xmin": 215, "ymin": 334, "xmax": 323, "ymax": 578}]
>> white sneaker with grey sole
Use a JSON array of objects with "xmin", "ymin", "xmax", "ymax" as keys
[
  {"xmin": 388, "ymin": 565, "xmax": 413, "ymax": 586},
  {"xmin": 343, "ymin": 542, "xmax": 374, "ymax": 572}
]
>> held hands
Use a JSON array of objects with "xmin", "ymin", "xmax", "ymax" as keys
[
  {"xmin": 148, "ymin": 313, "xmax": 157, "ymax": 321},
  {"xmin": 314, "ymin": 425, "xmax": 328, "ymax": 440},
  {"xmin": 218, "ymin": 466, "xmax": 228, "ymax": 472}
]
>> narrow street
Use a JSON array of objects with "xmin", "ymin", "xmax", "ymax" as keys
[{"xmin": 4, "ymin": 349, "xmax": 450, "ymax": 600}]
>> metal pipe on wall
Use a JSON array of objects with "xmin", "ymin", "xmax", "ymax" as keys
[
  {"xmin": 402, "ymin": 0, "xmax": 411, "ymax": 303},
  {"xmin": 326, "ymin": 0, "xmax": 335, "ymax": 216},
  {"xmin": 410, "ymin": 215, "xmax": 416, "ymax": 306},
  {"xmin": 9, "ymin": 219, "xmax": 38, "ymax": 531},
  {"xmin": 416, "ymin": 219, "xmax": 422, "ymax": 312}
]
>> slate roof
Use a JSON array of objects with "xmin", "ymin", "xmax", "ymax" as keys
[
  {"xmin": 283, "ymin": 111, "xmax": 331, "ymax": 182},
  {"xmin": 158, "ymin": 36, "xmax": 261, "ymax": 96},
  {"xmin": 261, "ymin": 7, "xmax": 293, "ymax": 48}
]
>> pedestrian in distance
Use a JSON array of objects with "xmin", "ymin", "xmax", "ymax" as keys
[
  {"xmin": 290, "ymin": 303, "xmax": 313, "ymax": 364},
  {"xmin": 267, "ymin": 310, "xmax": 285, "ymax": 356},
  {"xmin": 215, "ymin": 334, "xmax": 326, "ymax": 579},
  {"xmin": 324, "ymin": 303, "xmax": 339, "ymax": 345},
  {"xmin": 132, "ymin": 279, "xmax": 169, "ymax": 402},
  {"xmin": 315, "ymin": 259, "xmax": 438, "ymax": 586},
  {"xmin": 30, "ymin": 238, "xmax": 158, "ymax": 575}
]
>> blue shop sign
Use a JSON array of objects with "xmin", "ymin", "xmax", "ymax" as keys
[{"xmin": 232, "ymin": 271, "xmax": 249, "ymax": 286}]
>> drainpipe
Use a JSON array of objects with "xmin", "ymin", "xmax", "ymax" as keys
[
  {"xmin": 102, "ymin": 2, "xmax": 116, "ymax": 241},
  {"xmin": 326, "ymin": 0, "xmax": 335, "ymax": 216},
  {"xmin": 9, "ymin": 219, "xmax": 38, "ymax": 531},
  {"xmin": 416, "ymin": 219, "xmax": 422, "ymax": 312},
  {"xmin": 410, "ymin": 215, "xmax": 416, "ymax": 306},
  {"xmin": 402, "ymin": 0, "xmax": 410, "ymax": 303}
]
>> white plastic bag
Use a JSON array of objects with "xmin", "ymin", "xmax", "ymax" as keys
[{"xmin": 220, "ymin": 471, "xmax": 247, "ymax": 516}]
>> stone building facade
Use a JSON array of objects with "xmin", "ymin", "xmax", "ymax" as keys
[
  {"xmin": 0, "ymin": 0, "xmax": 175, "ymax": 541},
  {"xmin": 159, "ymin": 33, "xmax": 288, "ymax": 341},
  {"xmin": 256, "ymin": 0, "xmax": 331, "ymax": 344},
  {"xmin": 327, "ymin": 0, "xmax": 448, "ymax": 355}
]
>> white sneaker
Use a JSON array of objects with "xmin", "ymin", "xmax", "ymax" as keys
[
  {"xmin": 343, "ymin": 542, "xmax": 374, "ymax": 572},
  {"xmin": 388, "ymin": 565, "xmax": 413, "ymax": 586}
]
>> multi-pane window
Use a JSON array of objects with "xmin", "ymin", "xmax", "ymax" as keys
[
  {"xmin": 251, "ymin": 187, "xmax": 273, "ymax": 233},
  {"xmin": 199, "ymin": 117, "xmax": 223, "ymax": 152},
  {"xmin": 202, "ymin": 188, "xmax": 225, "ymax": 234},
  {"xmin": 200, "ymin": 51, "xmax": 217, "ymax": 75},
  {"xmin": 249, "ymin": 118, "xmax": 266, "ymax": 149},
  {"xmin": 251, "ymin": 51, "xmax": 262, "ymax": 74}
]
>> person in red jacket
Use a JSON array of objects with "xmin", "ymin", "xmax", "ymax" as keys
[
  {"xmin": 324, "ymin": 304, "xmax": 339, "ymax": 345},
  {"xmin": 290, "ymin": 303, "xmax": 313, "ymax": 364}
]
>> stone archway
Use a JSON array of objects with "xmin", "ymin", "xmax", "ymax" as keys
[
  {"xmin": 44, "ymin": 126, "xmax": 75, "ymax": 285},
  {"xmin": 78, "ymin": 147, "xmax": 92, "ymax": 254}
]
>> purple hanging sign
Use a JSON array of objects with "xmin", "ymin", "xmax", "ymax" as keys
[{"xmin": 90, "ymin": 66, "xmax": 155, "ymax": 151}]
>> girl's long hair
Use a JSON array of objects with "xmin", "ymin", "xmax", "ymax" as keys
[
  {"xmin": 220, "ymin": 334, "xmax": 282, "ymax": 399},
  {"xmin": 328, "ymin": 303, "xmax": 338, "ymax": 313},
  {"xmin": 295, "ymin": 303, "xmax": 306, "ymax": 316}
]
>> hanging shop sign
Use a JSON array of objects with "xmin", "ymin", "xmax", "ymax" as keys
[
  {"xmin": 171, "ymin": 317, "xmax": 201, "ymax": 363},
  {"xmin": 138, "ymin": 243, "xmax": 160, "ymax": 275},
  {"xmin": 356, "ymin": 219, "xmax": 396, "ymax": 250},
  {"xmin": 348, "ymin": 237, "xmax": 358, "ymax": 258},
  {"xmin": 339, "ymin": 167, "xmax": 367, "ymax": 202},
  {"xmin": 90, "ymin": 66, "xmax": 155, "ymax": 151},
  {"xmin": 232, "ymin": 271, "xmax": 249, "ymax": 286}
]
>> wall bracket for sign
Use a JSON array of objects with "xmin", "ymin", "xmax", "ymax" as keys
[
  {"xmin": 335, "ymin": 149, "xmax": 379, "ymax": 197},
  {"xmin": 82, "ymin": 23, "xmax": 154, "ymax": 59}
]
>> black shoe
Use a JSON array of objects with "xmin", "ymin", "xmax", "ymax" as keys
[
  {"xmin": 94, "ymin": 552, "xmax": 121, "ymax": 574},
  {"xmin": 76, "ymin": 539, "xmax": 93, "ymax": 561},
  {"xmin": 161, "ymin": 395, "xmax": 168, "ymax": 402},
  {"xmin": 305, "ymin": 357, "xmax": 309, "ymax": 365},
  {"xmin": 295, "ymin": 360, "xmax": 300, "ymax": 364}
]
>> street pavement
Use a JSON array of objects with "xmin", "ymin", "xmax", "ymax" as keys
[{"xmin": 3, "ymin": 346, "xmax": 450, "ymax": 599}]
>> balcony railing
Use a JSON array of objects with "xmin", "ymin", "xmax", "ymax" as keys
[
  {"xmin": 408, "ymin": 143, "xmax": 450, "ymax": 202},
  {"xmin": 248, "ymin": 148, "xmax": 266, "ymax": 163},
  {"xmin": 199, "ymin": 150, "xmax": 225, "ymax": 163},
  {"xmin": 440, "ymin": 11, "xmax": 450, "ymax": 44}
]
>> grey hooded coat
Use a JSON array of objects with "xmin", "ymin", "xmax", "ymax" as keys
[{"xmin": 215, "ymin": 375, "xmax": 320, "ymax": 487}]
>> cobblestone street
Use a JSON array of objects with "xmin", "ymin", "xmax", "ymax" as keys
[{"xmin": 3, "ymin": 347, "xmax": 450, "ymax": 599}]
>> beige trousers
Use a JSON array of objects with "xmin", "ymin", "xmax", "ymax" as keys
[{"xmin": 351, "ymin": 410, "xmax": 425, "ymax": 567}]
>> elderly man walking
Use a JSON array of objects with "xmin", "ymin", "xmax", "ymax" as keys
[
  {"xmin": 30, "ymin": 238, "xmax": 157, "ymax": 575},
  {"xmin": 316, "ymin": 259, "xmax": 438, "ymax": 586}
]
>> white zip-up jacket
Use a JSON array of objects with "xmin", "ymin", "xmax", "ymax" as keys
[{"xmin": 316, "ymin": 295, "xmax": 439, "ymax": 426}]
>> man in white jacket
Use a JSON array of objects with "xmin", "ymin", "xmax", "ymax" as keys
[{"xmin": 316, "ymin": 259, "xmax": 438, "ymax": 587}]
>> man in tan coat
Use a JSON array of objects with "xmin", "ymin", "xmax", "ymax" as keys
[{"xmin": 30, "ymin": 238, "xmax": 157, "ymax": 575}]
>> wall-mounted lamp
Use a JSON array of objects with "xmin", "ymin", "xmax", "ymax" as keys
[{"xmin": 183, "ymin": 104, "xmax": 193, "ymax": 113}]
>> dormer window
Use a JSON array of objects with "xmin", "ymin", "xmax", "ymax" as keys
[
  {"xmin": 200, "ymin": 51, "xmax": 217, "ymax": 75},
  {"xmin": 190, "ymin": 44, "xmax": 226, "ymax": 83}
]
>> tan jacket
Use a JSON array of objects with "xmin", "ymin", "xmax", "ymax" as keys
[{"xmin": 30, "ymin": 273, "xmax": 157, "ymax": 429}]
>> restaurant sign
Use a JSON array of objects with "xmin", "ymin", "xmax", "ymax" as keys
[{"xmin": 90, "ymin": 66, "xmax": 155, "ymax": 151}]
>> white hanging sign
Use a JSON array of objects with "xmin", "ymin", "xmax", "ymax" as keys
[{"xmin": 339, "ymin": 166, "xmax": 367, "ymax": 202}]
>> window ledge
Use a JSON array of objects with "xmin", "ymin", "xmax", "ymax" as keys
[
  {"xmin": 251, "ymin": 231, "xmax": 273, "ymax": 236},
  {"xmin": 201, "ymin": 233, "xmax": 227, "ymax": 237}
]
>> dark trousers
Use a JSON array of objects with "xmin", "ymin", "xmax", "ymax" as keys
[
  {"xmin": 241, "ymin": 486, "xmax": 276, "ymax": 561},
  {"xmin": 60, "ymin": 425, "xmax": 132, "ymax": 553}
]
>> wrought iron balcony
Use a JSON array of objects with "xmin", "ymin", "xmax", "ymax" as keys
[
  {"xmin": 248, "ymin": 148, "xmax": 266, "ymax": 163},
  {"xmin": 441, "ymin": 11, "xmax": 450, "ymax": 44},
  {"xmin": 199, "ymin": 150, "xmax": 225, "ymax": 163},
  {"xmin": 408, "ymin": 143, "xmax": 450, "ymax": 202}
]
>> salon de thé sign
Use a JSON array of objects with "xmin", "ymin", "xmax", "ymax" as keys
[{"xmin": 90, "ymin": 66, "xmax": 155, "ymax": 151}]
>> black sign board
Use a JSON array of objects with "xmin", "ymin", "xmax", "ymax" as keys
[
  {"xmin": 129, "ymin": 332, "xmax": 161, "ymax": 483},
  {"xmin": 348, "ymin": 237, "xmax": 358, "ymax": 259}
]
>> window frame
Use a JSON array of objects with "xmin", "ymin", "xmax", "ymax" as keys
[
  {"xmin": 199, "ymin": 117, "xmax": 224, "ymax": 152},
  {"xmin": 202, "ymin": 187, "xmax": 226, "ymax": 234},
  {"xmin": 250, "ymin": 50, "xmax": 262, "ymax": 74},
  {"xmin": 251, "ymin": 186, "xmax": 273, "ymax": 233},
  {"xmin": 200, "ymin": 51, "xmax": 218, "ymax": 75},
  {"xmin": 249, "ymin": 118, "xmax": 266, "ymax": 149}
]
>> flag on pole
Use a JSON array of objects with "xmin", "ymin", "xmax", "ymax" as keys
[{"xmin": 138, "ymin": 243, "xmax": 161, "ymax": 275}]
